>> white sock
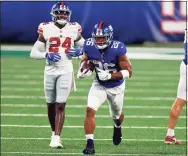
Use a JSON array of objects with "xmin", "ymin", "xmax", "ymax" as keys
[
  {"xmin": 114, "ymin": 124, "xmax": 121, "ymax": 128},
  {"xmin": 52, "ymin": 131, "xmax": 55, "ymax": 136},
  {"xmin": 167, "ymin": 128, "xmax": 175, "ymax": 136},
  {"xmin": 86, "ymin": 134, "xmax": 94, "ymax": 140}
]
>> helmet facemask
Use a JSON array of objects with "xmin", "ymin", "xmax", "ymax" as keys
[
  {"xmin": 50, "ymin": 2, "xmax": 72, "ymax": 25},
  {"xmin": 51, "ymin": 10, "xmax": 71, "ymax": 25},
  {"xmin": 92, "ymin": 33, "xmax": 113, "ymax": 49}
]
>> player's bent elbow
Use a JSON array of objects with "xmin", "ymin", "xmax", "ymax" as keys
[
  {"xmin": 129, "ymin": 70, "xmax": 132, "ymax": 78},
  {"xmin": 30, "ymin": 50, "xmax": 39, "ymax": 59},
  {"xmin": 30, "ymin": 50, "xmax": 35, "ymax": 59},
  {"xmin": 30, "ymin": 46, "xmax": 37, "ymax": 58},
  {"xmin": 30, "ymin": 47, "xmax": 46, "ymax": 59}
]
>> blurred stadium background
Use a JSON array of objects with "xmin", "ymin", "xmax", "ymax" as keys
[{"xmin": 1, "ymin": 1, "xmax": 187, "ymax": 156}]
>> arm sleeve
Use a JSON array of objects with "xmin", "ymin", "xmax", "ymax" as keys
[{"xmin": 30, "ymin": 40, "xmax": 46, "ymax": 59}]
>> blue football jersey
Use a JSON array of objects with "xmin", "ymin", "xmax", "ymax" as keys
[
  {"xmin": 83, "ymin": 38, "xmax": 127, "ymax": 88},
  {"xmin": 183, "ymin": 29, "xmax": 187, "ymax": 65}
]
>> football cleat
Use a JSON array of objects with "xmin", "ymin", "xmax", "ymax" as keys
[
  {"xmin": 83, "ymin": 139, "xmax": 95, "ymax": 155},
  {"xmin": 113, "ymin": 126, "xmax": 122, "ymax": 145},
  {"xmin": 49, "ymin": 135, "xmax": 63, "ymax": 148},
  {"xmin": 164, "ymin": 136, "xmax": 182, "ymax": 145}
]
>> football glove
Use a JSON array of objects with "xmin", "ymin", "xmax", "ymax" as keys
[
  {"xmin": 45, "ymin": 53, "xmax": 61, "ymax": 62},
  {"xmin": 96, "ymin": 68, "xmax": 111, "ymax": 81},
  {"xmin": 77, "ymin": 62, "xmax": 92, "ymax": 79},
  {"xmin": 67, "ymin": 47, "xmax": 83, "ymax": 57}
]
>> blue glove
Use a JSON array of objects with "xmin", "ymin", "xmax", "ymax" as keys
[
  {"xmin": 67, "ymin": 47, "xmax": 83, "ymax": 57},
  {"xmin": 45, "ymin": 53, "xmax": 61, "ymax": 62}
]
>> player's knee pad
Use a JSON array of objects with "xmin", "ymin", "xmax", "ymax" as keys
[
  {"xmin": 111, "ymin": 112, "xmax": 121, "ymax": 120},
  {"xmin": 56, "ymin": 95, "xmax": 69, "ymax": 104},
  {"xmin": 46, "ymin": 97, "xmax": 56, "ymax": 104},
  {"xmin": 109, "ymin": 104, "xmax": 122, "ymax": 119}
]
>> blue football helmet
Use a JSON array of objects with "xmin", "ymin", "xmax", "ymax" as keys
[
  {"xmin": 92, "ymin": 21, "xmax": 113, "ymax": 49},
  {"xmin": 50, "ymin": 1, "xmax": 72, "ymax": 25}
]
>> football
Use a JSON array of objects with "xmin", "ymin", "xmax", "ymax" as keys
[{"xmin": 81, "ymin": 60, "xmax": 95, "ymax": 73}]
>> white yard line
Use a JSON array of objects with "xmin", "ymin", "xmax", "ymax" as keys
[
  {"xmin": 1, "ymin": 75, "xmax": 178, "ymax": 81},
  {"xmin": 0, "ymin": 151, "xmax": 172, "ymax": 156},
  {"xmin": 1, "ymin": 45, "xmax": 183, "ymax": 53},
  {"xmin": 0, "ymin": 124, "xmax": 186, "ymax": 129},
  {"xmin": 1, "ymin": 81, "xmax": 177, "ymax": 86},
  {"xmin": 1, "ymin": 70, "xmax": 179, "ymax": 75},
  {"xmin": 0, "ymin": 95, "xmax": 175, "ymax": 101},
  {"xmin": 2, "ymin": 113, "xmax": 185, "ymax": 119},
  {"xmin": 1, "ymin": 137, "xmax": 186, "ymax": 142},
  {"xmin": 1, "ymin": 104, "xmax": 180, "ymax": 110},
  {"xmin": 1, "ymin": 87, "xmax": 176, "ymax": 93}
]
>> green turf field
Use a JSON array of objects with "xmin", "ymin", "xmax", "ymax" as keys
[{"xmin": 1, "ymin": 56, "xmax": 187, "ymax": 156}]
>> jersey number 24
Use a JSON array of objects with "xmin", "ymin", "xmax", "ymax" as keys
[{"xmin": 48, "ymin": 37, "xmax": 71, "ymax": 53}]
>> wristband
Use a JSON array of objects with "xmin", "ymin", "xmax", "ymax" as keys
[{"xmin": 120, "ymin": 70, "xmax": 129, "ymax": 79}]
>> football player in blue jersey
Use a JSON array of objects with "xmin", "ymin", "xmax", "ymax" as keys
[
  {"xmin": 77, "ymin": 21, "xmax": 132, "ymax": 154},
  {"xmin": 164, "ymin": 27, "xmax": 187, "ymax": 145}
]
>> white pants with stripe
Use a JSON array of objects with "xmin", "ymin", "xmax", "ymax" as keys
[{"xmin": 87, "ymin": 79, "xmax": 125, "ymax": 119}]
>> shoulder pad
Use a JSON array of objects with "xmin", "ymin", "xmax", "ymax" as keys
[
  {"xmin": 85, "ymin": 38, "xmax": 95, "ymax": 46},
  {"xmin": 37, "ymin": 22, "xmax": 50, "ymax": 34},
  {"xmin": 83, "ymin": 38, "xmax": 94, "ymax": 53},
  {"xmin": 111, "ymin": 41, "xmax": 127, "ymax": 55},
  {"xmin": 69, "ymin": 22, "xmax": 82, "ymax": 33}
]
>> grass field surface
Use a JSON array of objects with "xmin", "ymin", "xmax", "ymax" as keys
[{"xmin": 1, "ymin": 54, "xmax": 187, "ymax": 156}]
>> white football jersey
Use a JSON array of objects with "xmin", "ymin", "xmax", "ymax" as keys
[{"xmin": 37, "ymin": 21, "xmax": 82, "ymax": 72}]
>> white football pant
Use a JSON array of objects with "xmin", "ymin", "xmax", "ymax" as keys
[
  {"xmin": 87, "ymin": 79, "xmax": 125, "ymax": 119},
  {"xmin": 177, "ymin": 61, "xmax": 187, "ymax": 101},
  {"xmin": 44, "ymin": 69, "xmax": 75, "ymax": 103}
]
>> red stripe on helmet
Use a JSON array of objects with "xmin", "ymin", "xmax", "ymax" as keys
[
  {"xmin": 61, "ymin": 2, "xmax": 65, "ymax": 8},
  {"xmin": 98, "ymin": 21, "xmax": 104, "ymax": 30}
]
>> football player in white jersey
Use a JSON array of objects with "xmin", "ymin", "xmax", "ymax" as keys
[
  {"xmin": 30, "ymin": 1, "xmax": 84, "ymax": 148},
  {"xmin": 164, "ymin": 25, "xmax": 187, "ymax": 145}
]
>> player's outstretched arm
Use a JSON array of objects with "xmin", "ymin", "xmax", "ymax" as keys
[
  {"xmin": 30, "ymin": 34, "xmax": 46, "ymax": 59},
  {"xmin": 111, "ymin": 54, "xmax": 132, "ymax": 80}
]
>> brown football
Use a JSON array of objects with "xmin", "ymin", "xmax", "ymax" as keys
[{"xmin": 81, "ymin": 61, "xmax": 95, "ymax": 73}]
